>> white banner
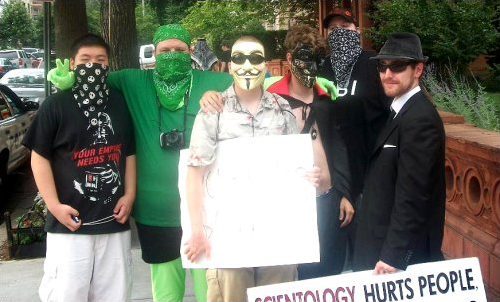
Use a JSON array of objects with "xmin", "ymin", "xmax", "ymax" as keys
[
  {"xmin": 178, "ymin": 134, "xmax": 319, "ymax": 268},
  {"xmin": 247, "ymin": 257, "xmax": 487, "ymax": 302}
]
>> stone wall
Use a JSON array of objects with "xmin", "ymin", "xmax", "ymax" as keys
[{"xmin": 440, "ymin": 111, "xmax": 500, "ymax": 301}]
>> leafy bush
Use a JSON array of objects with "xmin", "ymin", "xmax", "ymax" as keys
[
  {"xmin": 367, "ymin": 0, "xmax": 499, "ymax": 73},
  {"xmin": 12, "ymin": 193, "xmax": 46, "ymax": 245},
  {"xmin": 422, "ymin": 64, "xmax": 499, "ymax": 131}
]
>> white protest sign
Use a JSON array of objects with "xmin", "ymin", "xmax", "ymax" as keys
[
  {"xmin": 247, "ymin": 257, "xmax": 487, "ymax": 302},
  {"xmin": 178, "ymin": 134, "xmax": 319, "ymax": 268}
]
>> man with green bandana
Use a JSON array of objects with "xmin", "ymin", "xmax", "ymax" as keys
[{"xmin": 48, "ymin": 24, "xmax": 233, "ymax": 302}]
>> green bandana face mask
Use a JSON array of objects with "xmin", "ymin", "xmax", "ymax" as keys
[{"xmin": 153, "ymin": 51, "xmax": 192, "ymax": 111}]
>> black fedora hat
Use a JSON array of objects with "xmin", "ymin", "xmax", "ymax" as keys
[{"xmin": 371, "ymin": 32, "xmax": 428, "ymax": 62}]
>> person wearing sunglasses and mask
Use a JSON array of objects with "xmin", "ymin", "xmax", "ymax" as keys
[
  {"xmin": 265, "ymin": 24, "xmax": 353, "ymax": 279},
  {"xmin": 353, "ymin": 32, "xmax": 445, "ymax": 275},
  {"xmin": 45, "ymin": 24, "xmax": 233, "ymax": 302},
  {"xmin": 185, "ymin": 35, "xmax": 321, "ymax": 302},
  {"xmin": 319, "ymin": 7, "xmax": 392, "ymax": 271}
]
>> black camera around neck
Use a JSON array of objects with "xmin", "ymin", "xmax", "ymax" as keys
[{"xmin": 159, "ymin": 129, "xmax": 185, "ymax": 150}]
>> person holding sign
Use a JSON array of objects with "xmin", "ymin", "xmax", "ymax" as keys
[
  {"xmin": 185, "ymin": 35, "xmax": 320, "ymax": 302},
  {"xmin": 199, "ymin": 26, "xmax": 353, "ymax": 279},
  {"xmin": 353, "ymin": 32, "xmax": 445, "ymax": 274}
]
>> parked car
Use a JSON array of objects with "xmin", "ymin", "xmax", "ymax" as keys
[
  {"xmin": 0, "ymin": 49, "xmax": 31, "ymax": 68},
  {"xmin": 0, "ymin": 68, "xmax": 50, "ymax": 104},
  {"xmin": 29, "ymin": 53, "xmax": 43, "ymax": 68},
  {"xmin": 22, "ymin": 47, "xmax": 40, "ymax": 55},
  {"xmin": 0, "ymin": 84, "xmax": 39, "ymax": 188},
  {"xmin": 0, "ymin": 58, "xmax": 16, "ymax": 79},
  {"xmin": 139, "ymin": 44, "xmax": 155, "ymax": 69},
  {"xmin": 34, "ymin": 53, "xmax": 57, "ymax": 70}
]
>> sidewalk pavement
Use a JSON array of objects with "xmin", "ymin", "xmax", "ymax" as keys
[{"xmin": 0, "ymin": 222, "xmax": 198, "ymax": 302}]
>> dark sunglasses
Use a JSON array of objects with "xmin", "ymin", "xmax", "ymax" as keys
[
  {"xmin": 231, "ymin": 53, "xmax": 265, "ymax": 65},
  {"xmin": 377, "ymin": 61, "xmax": 414, "ymax": 73}
]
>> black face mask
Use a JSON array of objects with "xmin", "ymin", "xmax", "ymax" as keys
[
  {"xmin": 290, "ymin": 44, "xmax": 318, "ymax": 88},
  {"xmin": 327, "ymin": 28, "xmax": 362, "ymax": 88},
  {"xmin": 72, "ymin": 63, "xmax": 112, "ymax": 145},
  {"xmin": 72, "ymin": 63, "xmax": 110, "ymax": 122}
]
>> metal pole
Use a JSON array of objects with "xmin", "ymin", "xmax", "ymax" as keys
[{"xmin": 43, "ymin": 1, "xmax": 51, "ymax": 97}]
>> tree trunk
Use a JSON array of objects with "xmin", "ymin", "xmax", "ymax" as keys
[
  {"xmin": 101, "ymin": 0, "xmax": 139, "ymax": 70},
  {"xmin": 53, "ymin": 0, "xmax": 88, "ymax": 59}
]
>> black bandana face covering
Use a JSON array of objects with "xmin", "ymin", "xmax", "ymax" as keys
[
  {"xmin": 327, "ymin": 28, "xmax": 362, "ymax": 88},
  {"xmin": 290, "ymin": 44, "xmax": 318, "ymax": 88},
  {"xmin": 72, "ymin": 63, "xmax": 110, "ymax": 122},
  {"xmin": 72, "ymin": 63, "xmax": 112, "ymax": 145}
]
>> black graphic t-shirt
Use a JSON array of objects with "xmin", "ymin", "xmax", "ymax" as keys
[{"xmin": 22, "ymin": 89, "xmax": 135, "ymax": 234}]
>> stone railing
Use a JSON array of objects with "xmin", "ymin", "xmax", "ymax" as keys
[{"xmin": 440, "ymin": 111, "xmax": 499, "ymax": 301}]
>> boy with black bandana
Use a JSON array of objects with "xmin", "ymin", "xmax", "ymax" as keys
[{"xmin": 23, "ymin": 34, "xmax": 136, "ymax": 302}]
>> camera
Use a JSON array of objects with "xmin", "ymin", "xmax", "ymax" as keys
[{"xmin": 159, "ymin": 129, "xmax": 185, "ymax": 149}]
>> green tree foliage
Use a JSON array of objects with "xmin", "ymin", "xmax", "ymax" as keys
[
  {"xmin": 181, "ymin": 0, "xmax": 318, "ymax": 59},
  {"xmin": 181, "ymin": 0, "xmax": 264, "ymax": 48},
  {"xmin": 161, "ymin": 0, "xmax": 196, "ymax": 25},
  {"xmin": 245, "ymin": 0, "xmax": 319, "ymax": 28},
  {"xmin": 368, "ymin": 0, "xmax": 499, "ymax": 72},
  {"xmin": 181, "ymin": 0, "xmax": 265, "ymax": 51},
  {"xmin": 32, "ymin": 13, "xmax": 54, "ymax": 49},
  {"xmin": 86, "ymin": 0, "xmax": 159, "ymax": 45},
  {"xmin": 135, "ymin": 3, "xmax": 159, "ymax": 45},
  {"xmin": 86, "ymin": 0, "xmax": 101, "ymax": 35},
  {"xmin": 0, "ymin": 0, "xmax": 35, "ymax": 48}
]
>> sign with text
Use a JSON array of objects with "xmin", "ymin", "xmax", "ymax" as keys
[
  {"xmin": 247, "ymin": 257, "xmax": 486, "ymax": 302},
  {"xmin": 178, "ymin": 134, "xmax": 319, "ymax": 268}
]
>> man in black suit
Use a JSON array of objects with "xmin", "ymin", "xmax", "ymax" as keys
[{"xmin": 353, "ymin": 32, "xmax": 446, "ymax": 274}]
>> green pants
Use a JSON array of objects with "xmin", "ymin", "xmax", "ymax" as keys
[{"xmin": 151, "ymin": 257, "xmax": 207, "ymax": 302}]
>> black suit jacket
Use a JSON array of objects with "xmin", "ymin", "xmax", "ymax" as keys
[{"xmin": 353, "ymin": 90, "xmax": 446, "ymax": 271}]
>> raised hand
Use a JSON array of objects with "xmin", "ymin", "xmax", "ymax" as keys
[{"xmin": 47, "ymin": 58, "xmax": 75, "ymax": 90}]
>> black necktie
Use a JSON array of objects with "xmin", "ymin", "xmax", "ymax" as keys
[{"xmin": 386, "ymin": 107, "xmax": 396, "ymax": 125}]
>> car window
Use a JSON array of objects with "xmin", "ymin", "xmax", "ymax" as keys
[
  {"xmin": 1, "ymin": 71, "xmax": 45, "ymax": 85},
  {"xmin": 0, "ymin": 51, "xmax": 17, "ymax": 59},
  {"xmin": 0, "ymin": 89, "xmax": 21, "ymax": 116},
  {"xmin": 0, "ymin": 58, "xmax": 12, "ymax": 65},
  {"xmin": 144, "ymin": 46, "xmax": 154, "ymax": 58},
  {"xmin": 0, "ymin": 91, "xmax": 13, "ymax": 120}
]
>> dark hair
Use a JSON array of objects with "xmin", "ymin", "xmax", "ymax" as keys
[{"xmin": 70, "ymin": 33, "xmax": 110, "ymax": 59}]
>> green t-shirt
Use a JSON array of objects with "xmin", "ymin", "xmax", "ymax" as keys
[{"xmin": 107, "ymin": 69, "xmax": 232, "ymax": 226}]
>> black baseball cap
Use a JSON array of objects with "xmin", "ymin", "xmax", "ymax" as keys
[{"xmin": 323, "ymin": 7, "xmax": 358, "ymax": 28}]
